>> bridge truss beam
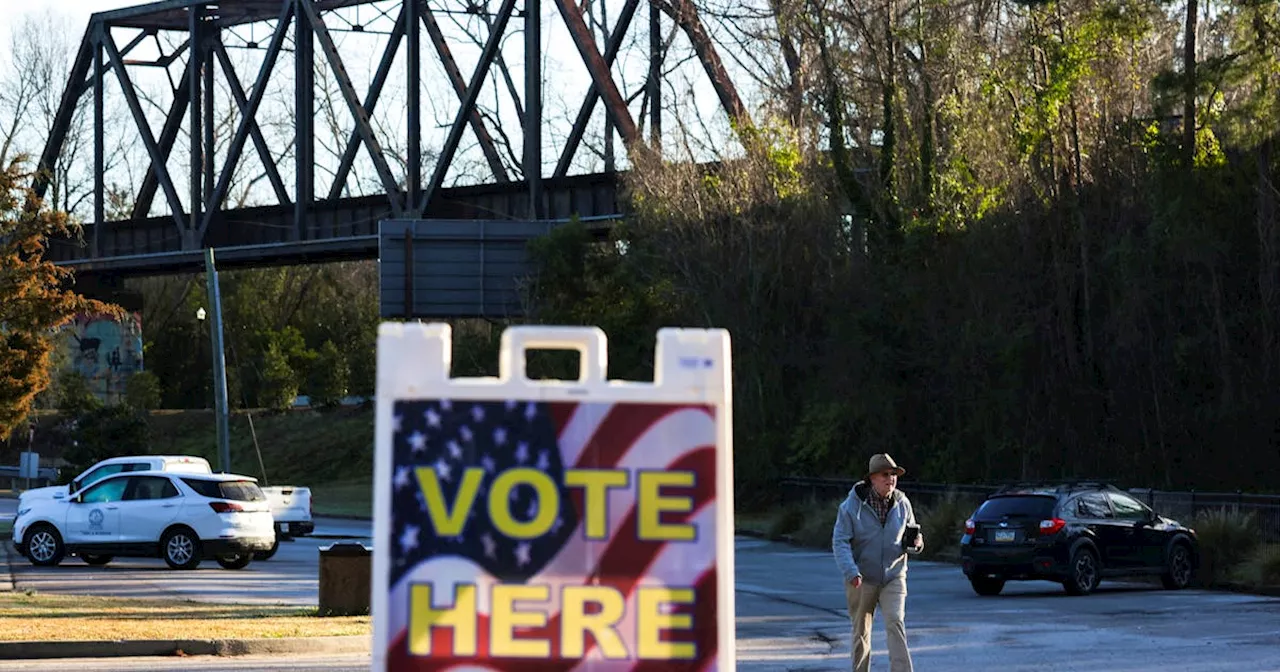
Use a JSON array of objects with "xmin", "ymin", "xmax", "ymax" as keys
[{"xmin": 30, "ymin": 0, "xmax": 752, "ymax": 270}]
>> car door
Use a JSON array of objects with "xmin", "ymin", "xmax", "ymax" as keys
[
  {"xmin": 1073, "ymin": 492, "xmax": 1130, "ymax": 568},
  {"xmin": 64, "ymin": 476, "xmax": 129, "ymax": 546},
  {"xmin": 1106, "ymin": 491, "xmax": 1162, "ymax": 569},
  {"xmin": 117, "ymin": 476, "xmax": 182, "ymax": 545}
]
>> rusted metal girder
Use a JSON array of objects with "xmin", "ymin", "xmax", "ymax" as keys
[
  {"xmin": 655, "ymin": 0, "xmax": 751, "ymax": 133},
  {"xmin": 555, "ymin": 0, "xmax": 639, "ymax": 148},
  {"xmin": 419, "ymin": 1, "xmax": 509, "ymax": 183}
]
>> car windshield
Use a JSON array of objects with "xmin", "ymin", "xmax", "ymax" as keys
[
  {"xmin": 181, "ymin": 478, "xmax": 265, "ymax": 501},
  {"xmin": 975, "ymin": 495, "xmax": 1056, "ymax": 519}
]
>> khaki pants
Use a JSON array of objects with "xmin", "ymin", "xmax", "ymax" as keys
[{"xmin": 843, "ymin": 576, "xmax": 913, "ymax": 672}]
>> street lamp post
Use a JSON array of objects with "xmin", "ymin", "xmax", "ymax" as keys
[{"xmin": 202, "ymin": 250, "xmax": 231, "ymax": 474}]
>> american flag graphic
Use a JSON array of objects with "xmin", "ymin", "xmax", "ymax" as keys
[{"xmin": 384, "ymin": 398, "xmax": 721, "ymax": 671}]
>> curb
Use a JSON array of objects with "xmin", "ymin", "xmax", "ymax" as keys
[
  {"xmin": 314, "ymin": 513, "xmax": 372, "ymax": 521},
  {"xmin": 0, "ymin": 635, "xmax": 370, "ymax": 659}
]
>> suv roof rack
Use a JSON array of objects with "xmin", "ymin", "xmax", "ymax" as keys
[{"xmin": 992, "ymin": 479, "xmax": 1120, "ymax": 495}]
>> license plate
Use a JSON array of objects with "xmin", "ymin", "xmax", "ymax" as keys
[{"xmin": 994, "ymin": 530, "xmax": 1016, "ymax": 542}]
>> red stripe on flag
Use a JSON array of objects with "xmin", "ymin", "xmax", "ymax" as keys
[
  {"xmin": 547, "ymin": 402, "xmax": 579, "ymax": 436},
  {"xmin": 572, "ymin": 404, "xmax": 713, "ymax": 470}
]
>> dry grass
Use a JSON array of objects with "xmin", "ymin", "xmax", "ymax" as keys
[
  {"xmin": 0, "ymin": 592, "xmax": 370, "ymax": 642},
  {"xmin": 1191, "ymin": 507, "xmax": 1261, "ymax": 586},
  {"xmin": 1231, "ymin": 544, "xmax": 1280, "ymax": 587}
]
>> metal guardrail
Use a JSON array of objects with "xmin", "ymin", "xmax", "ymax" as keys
[
  {"xmin": 779, "ymin": 477, "xmax": 1280, "ymax": 540},
  {"xmin": 0, "ymin": 465, "xmax": 60, "ymax": 490}
]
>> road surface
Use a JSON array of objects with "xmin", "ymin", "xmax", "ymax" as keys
[{"xmin": 6, "ymin": 533, "xmax": 1280, "ymax": 670}]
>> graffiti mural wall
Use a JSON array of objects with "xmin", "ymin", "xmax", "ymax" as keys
[{"xmin": 62, "ymin": 312, "xmax": 145, "ymax": 404}]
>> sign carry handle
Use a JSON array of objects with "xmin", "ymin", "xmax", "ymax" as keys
[{"xmin": 499, "ymin": 325, "xmax": 608, "ymax": 385}]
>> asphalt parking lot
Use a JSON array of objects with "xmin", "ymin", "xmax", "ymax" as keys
[
  {"xmin": 5, "ymin": 508, "xmax": 1280, "ymax": 670},
  {"xmin": 5, "ymin": 516, "xmax": 371, "ymax": 605}
]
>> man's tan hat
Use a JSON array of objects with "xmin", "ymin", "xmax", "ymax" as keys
[{"xmin": 867, "ymin": 453, "xmax": 906, "ymax": 479}]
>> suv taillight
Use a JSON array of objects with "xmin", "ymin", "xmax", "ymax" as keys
[
  {"xmin": 964, "ymin": 519, "xmax": 975, "ymax": 535},
  {"xmin": 1039, "ymin": 518, "xmax": 1066, "ymax": 535},
  {"xmin": 209, "ymin": 501, "xmax": 245, "ymax": 513}
]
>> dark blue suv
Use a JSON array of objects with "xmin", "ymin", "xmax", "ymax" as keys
[{"xmin": 959, "ymin": 481, "xmax": 1199, "ymax": 596}]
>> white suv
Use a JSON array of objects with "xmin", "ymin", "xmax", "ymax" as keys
[{"xmin": 13, "ymin": 470, "xmax": 275, "ymax": 570}]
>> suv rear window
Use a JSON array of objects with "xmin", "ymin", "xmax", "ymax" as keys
[
  {"xmin": 181, "ymin": 478, "xmax": 265, "ymax": 501},
  {"xmin": 974, "ymin": 495, "xmax": 1056, "ymax": 519}
]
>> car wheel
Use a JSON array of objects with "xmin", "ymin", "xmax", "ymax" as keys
[
  {"xmin": 970, "ymin": 575, "xmax": 1006, "ymax": 596},
  {"xmin": 1063, "ymin": 547, "xmax": 1101, "ymax": 595},
  {"xmin": 253, "ymin": 538, "xmax": 279, "ymax": 561},
  {"xmin": 161, "ymin": 528, "xmax": 202, "ymax": 570},
  {"xmin": 24, "ymin": 524, "xmax": 64, "ymax": 567},
  {"xmin": 1161, "ymin": 542, "xmax": 1194, "ymax": 590},
  {"xmin": 80, "ymin": 554, "xmax": 113, "ymax": 566},
  {"xmin": 215, "ymin": 553, "xmax": 252, "ymax": 570}
]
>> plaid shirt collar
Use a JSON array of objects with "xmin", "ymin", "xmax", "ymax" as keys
[{"xmin": 867, "ymin": 486, "xmax": 894, "ymax": 524}]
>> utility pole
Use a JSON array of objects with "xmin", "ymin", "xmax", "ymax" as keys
[{"xmin": 204, "ymin": 248, "xmax": 231, "ymax": 473}]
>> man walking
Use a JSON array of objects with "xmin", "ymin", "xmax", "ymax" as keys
[{"xmin": 832, "ymin": 453, "xmax": 924, "ymax": 672}]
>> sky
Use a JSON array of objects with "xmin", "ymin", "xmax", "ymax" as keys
[{"xmin": 0, "ymin": 2, "xmax": 125, "ymax": 53}]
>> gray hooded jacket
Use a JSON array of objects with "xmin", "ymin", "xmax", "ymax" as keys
[{"xmin": 832, "ymin": 481, "xmax": 921, "ymax": 585}]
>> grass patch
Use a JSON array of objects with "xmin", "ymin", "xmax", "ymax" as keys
[
  {"xmin": 1191, "ymin": 507, "xmax": 1261, "ymax": 586},
  {"xmin": 734, "ymin": 511, "xmax": 772, "ymax": 536},
  {"xmin": 915, "ymin": 491, "xmax": 981, "ymax": 562},
  {"xmin": 1230, "ymin": 544, "xmax": 1280, "ymax": 587},
  {"xmin": 146, "ymin": 407, "xmax": 374, "ymax": 487},
  {"xmin": 0, "ymin": 592, "xmax": 370, "ymax": 641},
  {"xmin": 741, "ymin": 497, "xmax": 841, "ymax": 549},
  {"xmin": 311, "ymin": 479, "xmax": 372, "ymax": 518},
  {"xmin": 791, "ymin": 499, "xmax": 841, "ymax": 549}
]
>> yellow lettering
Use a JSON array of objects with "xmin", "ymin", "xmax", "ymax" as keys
[
  {"xmin": 560, "ymin": 586, "xmax": 628, "ymax": 658},
  {"xmin": 636, "ymin": 587, "xmax": 696, "ymax": 660},
  {"xmin": 408, "ymin": 583, "xmax": 477, "ymax": 656},
  {"xmin": 564, "ymin": 470, "xmax": 629, "ymax": 539},
  {"xmin": 489, "ymin": 468, "xmax": 559, "ymax": 539},
  {"xmin": 416, "ymin": 467, "xmax": 484, "ymax": 536},
  {"xmin": 637, "ymin": 471, "xmax": 696, "ymax": 541},
  {"xmin": 490, "ymin": 584, "xmax": 551, "ymax": 658}
]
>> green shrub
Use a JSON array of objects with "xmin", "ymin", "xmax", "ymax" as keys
[
  {"xmin": 1191, "ymin": 507, "xmax": 1260, "ymax": 586},
  {"xmin": 125, "ymin": 370, "xmax": 162, "ymax": 410},
  {"xmin": 1231, "ymin": 544, "xmax": 1280, "ymax": 587},
  {"xmin": 915, "ymin": 491, "xmax": 980, "ymax": 562},
  {"xmin": 765, "ymin": 500, "xmax": 811, "ymax": 540},
  {"xmin": 792, "ymin": 498, "xmax": 842, "ymax": 549}
]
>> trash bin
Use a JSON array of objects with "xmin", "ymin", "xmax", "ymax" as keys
[{"xmin": 318, "ymin": 542, "xmax": 372, "ymax": 616}]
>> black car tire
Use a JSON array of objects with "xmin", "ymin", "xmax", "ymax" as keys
[
  {"xmin": 1160, "ymin": 541, "xmax": 1194, "ymax": 590},
  {"xmin": 970, "ymin": 575, "xmax": 1006, "ymax": 596},
  {"xmin": 24, "ymin": 524, "xmax": 64, "ymax": 567},
  {"xmin": 1063, "ymin": 547, "xmax": 1101, "ymax": 596},
  {"xmin": 80, "ymin": 554, "xmax": 113, "ymax": 566},
  {"xmin": 253, "ymin": 538, "xmax": 280, "ymax": 561},
  {"xmin": 215, "ymin": 553, "xmax": 252, "ymax": 570},
  {"xmin": 161, "ymin": 527, "xmax": 202, "ymax": 570}
]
